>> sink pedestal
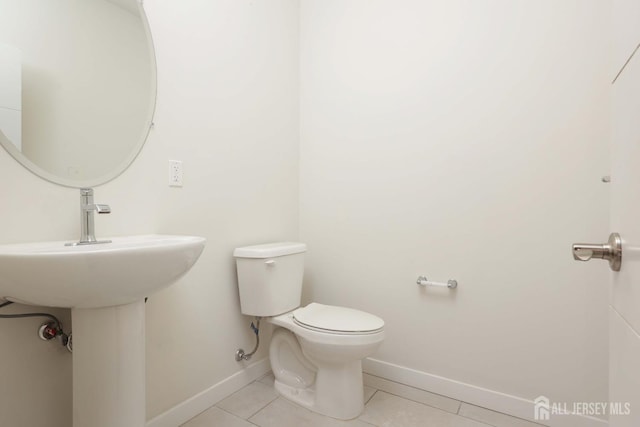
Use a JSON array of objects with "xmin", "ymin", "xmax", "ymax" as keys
[{"xmin": 72, "ymin": 300, "xmax": 146, "ymax": 427}]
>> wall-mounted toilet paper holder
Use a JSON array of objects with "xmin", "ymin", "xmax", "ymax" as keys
[{"xmin": 416, "ymin": 276, "xmax": 458, "ymax": 289}]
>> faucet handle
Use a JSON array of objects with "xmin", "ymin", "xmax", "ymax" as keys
[{"xmin": 94, "ymin": 204, "xmax": 111, "ymax": 214}]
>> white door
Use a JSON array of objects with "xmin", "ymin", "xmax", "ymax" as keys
[{"xmin": 609, "ymin": 2, "xmax": 640, "ymax": 425}]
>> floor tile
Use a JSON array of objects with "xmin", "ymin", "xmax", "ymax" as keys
[
  {"xmin": 363, "ymin": 373, "xmax": 461, "ymax": 414},
  {"xmin": 183, "ymin": 374, "xmax": 549, "ymax": 427},
  {"xmin": 359, "ymin": 391, "xmax": 491, "ymax": 427},
  {"xmin": 181, "ymin": 406, "xmax": 255, "ymax": 427},
  {"xmin": 217, "ymin": 381, "xmax": 279, "ymax": 419},
  {"xmin": 458, "ymin": 403, "xmax": 544, "ymax": 427},
  {"xmin": 250, "ymin": 397, "xmax": 375, "ymax": 427}
]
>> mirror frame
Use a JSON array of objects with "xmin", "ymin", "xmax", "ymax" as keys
[{"xmin": 0, "ymin": 1, "xmax": 157, "ymax": 188}]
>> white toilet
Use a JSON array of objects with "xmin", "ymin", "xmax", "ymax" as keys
[{"xmin": 234, "ymin": 242, "xmax": 384, "ymax": 420}]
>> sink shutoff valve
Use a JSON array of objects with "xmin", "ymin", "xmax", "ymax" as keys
[{"xmin": 38, "ymin": 322, "xmax": 72, "ymax": 352}]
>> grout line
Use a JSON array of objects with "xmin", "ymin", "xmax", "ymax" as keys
[
  {"xmin": 358, "ymin": 391, "xmax": 384, "ymax": 426},
  {"xmin": 239, "ymin": 381, "xmax": 280, "ymax": 420},
  {"xmin": 247, "ymin": 416, "xmax": 261, "ymax": 427},
  {"xmin": 364, "ymin": 374, "xmax": 543, "ymax": 426},
  {"xmin": 364, "ymin": 372, "xmax": 462, "ymax": 414},
  {"xmin": 456, "ymin": 410, "xmax": 499, "ymax": 427},
  {"xmin": 456, "ymin": 403, "xmax": 545, "ymax": 427},
  {"xmin": 214, "ymin": 406, "xmax": 263, "ymax": 426},
  {"xmin": 364, "ymin": 389, "xmax": 378, "ymax": 405}
]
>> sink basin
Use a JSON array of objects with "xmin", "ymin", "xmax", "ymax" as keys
[
  {"xmin": 0, "ymin": 234, "xmax": 206, "ymax": 308},
  {"xmin": 0, "ymin": 233, "xmax": 206, "ymax": 426}
]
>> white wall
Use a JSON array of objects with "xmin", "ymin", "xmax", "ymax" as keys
[
  {"xmin": 299, "ymin": 0, "xmax": 610, "ymax": 417},
  {"xmin": 142, "ymin": 0, "xmax": 299, "ymax": 417},
  {"xmin": 0, "ymin": 0, "xmax": 299, "ymax": 425}
]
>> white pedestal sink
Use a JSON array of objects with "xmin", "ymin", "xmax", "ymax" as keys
[{"xmin": 0, "ymin": 235, "xmax": 206, "ymax": 427}]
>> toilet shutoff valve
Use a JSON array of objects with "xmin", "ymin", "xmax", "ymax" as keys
[{"xmin": 235, "ymin": 317, "xmax": 262, "ymax": 362}]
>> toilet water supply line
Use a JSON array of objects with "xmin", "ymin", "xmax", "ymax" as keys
[
  {"xmin": 0, "ymin": 301, "xmax": 72, "ymax": 352},
  {"xmin": 235, "ymin": 317, "xmax": 261, "ymax": 361}
]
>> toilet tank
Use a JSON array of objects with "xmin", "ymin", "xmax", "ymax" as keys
[{"xmin": 234, "ymin": 242, "xmax": 306, "ymax": 316}]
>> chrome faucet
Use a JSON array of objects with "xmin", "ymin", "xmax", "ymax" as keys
[{"xmin": 66, "ymin": 188, "xmax": 111, "ymax": 246}]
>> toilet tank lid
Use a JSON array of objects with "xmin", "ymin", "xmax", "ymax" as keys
[{"xmin": 234, "ymin": 242, "xmax": 307, "ymax": 258}]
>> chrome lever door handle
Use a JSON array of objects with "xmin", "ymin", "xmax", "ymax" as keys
[{"xmin": 572, "ymin": 232, "xmax": 622, "ymax": 271}]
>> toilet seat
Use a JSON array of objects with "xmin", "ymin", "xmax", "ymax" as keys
[{"xmin": 293, "ymin": 303, "xmax": 384, "ymax": 335}]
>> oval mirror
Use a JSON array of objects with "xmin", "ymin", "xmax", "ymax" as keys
[{"xmin": 0, "ymin": 0, "xmax": 156, "ymax": 188}]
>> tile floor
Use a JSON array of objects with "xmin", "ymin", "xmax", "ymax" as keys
[{"xmin": 182, "ymin": 372, "xmax": 544, "ymax": 427}]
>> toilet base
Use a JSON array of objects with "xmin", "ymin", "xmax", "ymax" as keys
[
  {"xmin": 274, "ymin": 359, "xmax": 365, "ymax": 420},
  {"xmin": 274, "ymin": 378, "xmax": 316, "ymax": 411}
]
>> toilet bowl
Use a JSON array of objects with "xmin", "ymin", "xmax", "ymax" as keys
[
  {"xmin": 268, "ymin": 303, "xmax": 384, "ymax": 420},
  {"xmin": 233, "ymin": 242, "xmax": 385, "ymax": 420}
]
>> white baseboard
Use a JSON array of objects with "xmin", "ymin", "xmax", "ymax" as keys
[
  {"xmin": 145, "ymin": 355, "xmax": 606, "ymax": 427},
  {"xmin": 363, "ymin": 358, "xmax": 607, "ymax": 427},
  {"xmin": 146, "ymin": 358, "xmax": 271, "ymax": 427}
]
